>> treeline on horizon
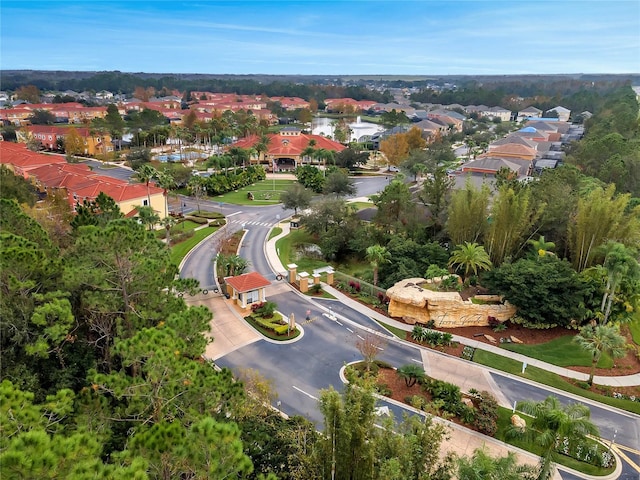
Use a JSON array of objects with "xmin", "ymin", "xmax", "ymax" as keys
[{"xmin": 2, "ymin": 70, "xmax": 639, "ymax": 114}]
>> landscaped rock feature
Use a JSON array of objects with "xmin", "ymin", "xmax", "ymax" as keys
[
  {"xmin": 511, "ymin": 414, "xmax": 526, "ymax": 432},
  {"xmin": 386, "ymin": 277, "xmax": 516, "ymax": 328}
]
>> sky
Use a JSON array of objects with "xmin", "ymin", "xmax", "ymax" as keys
[{"xmin": 1, "ymin": 0, "xmax": 639, "ymax": 75}]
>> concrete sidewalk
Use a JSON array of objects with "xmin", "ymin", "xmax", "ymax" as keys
[
  {"xmin": 319, "ymin": 283, "xmax": 640, "ymax": 388},
  {"xmin": 186, "ymin": 217, "xmax": 625, "ymax": 480}
]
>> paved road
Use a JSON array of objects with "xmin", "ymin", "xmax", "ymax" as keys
[
  {"xmin": 81, "ymin": 159, "xmax": 136, "ymax": 182},
  {"xmin": 180, "ymin": 177, "xmax": 640, "ymax": 479}
]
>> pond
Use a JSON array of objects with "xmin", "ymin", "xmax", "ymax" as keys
[
  {"xmin": 156, "ymin": 152, "xmax": 209, "ymax": 162},
  {"xmin": 311, "ymin": 116, "xmax": 383, "ymax": 142}
]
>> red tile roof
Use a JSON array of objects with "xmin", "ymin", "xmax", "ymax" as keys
[
  {"xmin": 233, "ymin": 132, "xmax": 346, "ymax": 156},
  {"xmin": 225, "ymin": 272, "xmax": 271, "ymax": 293},
  {"xmin": 0, "ymin": 142, "xmax": 66, "ymax": 174},
  {"xmin": 1, "ymin": 143, "xmax": 163, "ymax": 212}
]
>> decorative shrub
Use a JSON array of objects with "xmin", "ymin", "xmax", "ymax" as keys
[
  {"xmin": 184, "ymin": 215, "xmax": 209, "ymax": 225},
  {"xmin": 253, "ymin": 301, "xmax": 277, "ymax": 318},
  {"xmin": 423, "ymin": 378, "xmax": 462, "ymax": 414},
  {"xmin": 405, "ymin": 395, "xmax": 426, "ymax": 410},
  {"xmin": 309, "ymin": 284, "xmax": 323, "ymax": 294},
  {"xmin": 461, "ymin": 346, "xmax": 475, "ymax": 361},
  {"xmin": 190, "ymin": 211, "xmax": 225, "ymax": 219},
  {"xmin": 376, "ymin": 383, "xmax": 392, "ymax": 396},
  {"xmin": 473, "ymin": 391, "xmax": 498, "ymax": 436}
]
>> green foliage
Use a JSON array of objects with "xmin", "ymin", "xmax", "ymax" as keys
[
  {"xmin": 279, "ymin": 182, "xmax": 312, "ymax": 215},
  {"xmin": 396, "ymin": 364, "xmax": 425, "ymax": 387},
  {"xmin": 0, "ymin": 166, "xmax": 36, "ymax": 206},
  {"xmin": 448, "ymin": 242, "xmax": 492, "ymax": 280},
  {"xmin": 294, "ymin": 165, "xmax": 325, "ymax": 193},
  {"xmin": 201, "ymin": 165, "xmax": 266, "ymax": 196},
  {"xmin": 446, "ymin": 180, "xmax": 491, "ymax": 245},
  {"xmin": 473, "ymin": 391, "xmax": 499, "ymax": 437},
  {"xmin": 482, "ymin": 256, "xmax": 591, "ymax": 327},
  {"xmin": 508, "ymin": 396, "xmax": 601, "ymax": 479},
  {"xmin": 485, "ymin": 186, "xmax": 541, "ymax": 266},
  {"xmin": 574, "ymin": 324, "xmax": 627, "ymax": 385}
]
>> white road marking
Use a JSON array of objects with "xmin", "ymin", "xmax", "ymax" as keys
[
  {"xmin": 357, "ymin": 334, "xmax": 365, "ymax": 341},
  {"xmin": 227, "ymin": 211, "xmax": 242, "ymax": 217},
  {"xmin": 375, "ymin": 346, "xmax": 384, "ymax": 351},
  {"xmin": 346, "ymin": 327, "xmax": 354, "ymax": 333},
  {"xmin": 335, "ymin": 320, "xmax": 343, "ymax": 326},
  {"xmin": 411, "ymin": 358, "xmax": 422, "ymax": 364},
  {"xmin": 292, "ymin": 386, "xmax": 318, "ymax": 400}
]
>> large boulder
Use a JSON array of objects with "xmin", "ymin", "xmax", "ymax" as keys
[
  {"xmin": 386, "ymin": 277, "xmax": 516, "ymax": 328},
  {"xmin": 511, "ymin": 414, "xmax": 526, "ymax": 432}
]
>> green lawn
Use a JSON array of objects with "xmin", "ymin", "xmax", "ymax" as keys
[
  {"xmin": 376, "ymin": 320, "xmax": 409, "ymax": 339},
  {"xmin": 501, "ymin": 335, "xmax": 613, "ymax": 368},
  {"xmin": 170, "ymin": 226, "xmax": 217, "ymax": 266},
  {"xmin": 213, "ymin": 179, "xmax": 296, "ymax": 205},
  {"xmin": 495, "ymin": 407, "xmax": 615, "ymax": 477},
  {"xmin": 473, "ymin": 349, "xmax": 640, "ymax": 414},
  {"xmin": 268, "ymin": 226, "xmax": 283, "ymax": 241},
  {"xmin": 348, "ymin": 201, "xmax": 375, "ymax": 210},
  {"xmin": 275, "ymin": 229, "xmax": 328, "ymax": 273}
]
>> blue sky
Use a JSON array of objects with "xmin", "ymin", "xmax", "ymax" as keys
[{"xmin": 1, "ymin": 1, "xmax": 638, "ymax": 75}]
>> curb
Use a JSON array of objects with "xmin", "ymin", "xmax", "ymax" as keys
[{"xmin": 338, "ymin": 364, "xmax": 623, "ymax": 480}]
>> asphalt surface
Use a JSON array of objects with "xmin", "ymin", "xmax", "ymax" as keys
[{"xmin": 179, "ymin": 175, "xmax": 640, "ymax": 479}]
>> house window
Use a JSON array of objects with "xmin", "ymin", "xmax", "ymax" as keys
[
  {"xmin": 142, "ymin": 199, "xmax": 149, "ymax": 206},
  {"xmin": 245, "ymin": 289, "xmax": 260, "ymax": 304}
]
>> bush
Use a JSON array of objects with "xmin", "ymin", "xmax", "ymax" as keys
[
  {"xmin": 473, "ymin": 391, "xmax": 498, "ymax": 436},
  {"xmin": 405, "ymin": 395, "xmax": 426, "ymax": 410},
  {"xmin": 184, "ymin": 215, "xmax": 209, "ymax": 225},
  {"xmin": 309, "ymin": 283, "xmax": 323, "ymax": 294},
  {"xmin": 423, "ymin": 378, "xmax": 462, "ymax": 414},
  {"xmin": 253, "ymin": 301, "xmax": 277, "ymax": 318},
  {"xmin": 190, "ymin": 211, "xmax": 225, "ymax": 219},
  {"xmin": 461, "ymin": 346, "xmax": 475, "ymax": 361},
  {"xmin": 376, "ymin": 383, "xmax": 392, "ymax": 396},
  {"xmin": 456, "ymin": 404, "xmax": 476, "ymax": 424}
]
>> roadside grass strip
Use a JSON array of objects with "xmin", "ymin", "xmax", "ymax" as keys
[
  {"xmin": 170, "ymin": 226, "xmax": 217, "ymax": 266},
  {"xmin": 213, "ymin": 179, "xmax": 295, "ymax": 205},
  {"xmin": 501, "ymin": 335, "xmax": 613, "ymax": 368}
]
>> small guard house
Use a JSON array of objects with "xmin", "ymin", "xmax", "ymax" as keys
[{"xmin": 224, "ymin": 272, "xmax": 271, "ymax": 309}]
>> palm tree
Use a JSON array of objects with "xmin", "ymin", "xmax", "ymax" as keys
[
  {"xmin": 365, "ymin": 244, "xmax": 390, "ymax": 286},
  {"xmin": 448, "ymin": 242, "xmax": 492, "ymax": 282},
  {"xmin": 136, "ymin": 205, "xmax": 160, "ymax": 231},
  {"xmin": 255, "ymin": 134, "xmax": 271, "ymax": 164},
  {"xmin": 598, "ymin": 242, "xmax": 640, "ymax": 323},
  {"xmin": 134, "ymin": 164, "xmax": 157, "ymax": 208},
  {"xmin": 508, "ymin": 396, "xmax": 599, "ymax": 480},
  {"xmin": 456, "ymin": 447, "xmax": 537, "ymax": 480},
  {"xmin": 227, "ymin": 255, "xmax": 249, "ymax": 276},
  {"xmin": 574, "ymin": 324, "xmax": 627, "ymax": 385},
  {"xmin": 396, "ymin": 364, "xmax": 425, "ymax": 387},
  {"xmin": 161, "ymin": 216, "xmax": 176, "ymax": 244},
  {"xmin": 527, "ymin": 235, "xmax": 556, "ymax": 257},
  {"xmin": 154, "ymin": 170, "xmax": 174, "ymax": 219}
]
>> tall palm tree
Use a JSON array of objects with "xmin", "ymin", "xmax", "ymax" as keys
[
  {"xmin": 154, "ymin": 170, "xmax": 174, "ymax": 219},
  {"xmin": 366, "ymin": 244, "xmax": 390, "ymax": 286},
  {"xmin": 574, "ymin": 324, "xmax": 627, "ymax": 385},
  {"xmin": 448, "ymin": 242, "xmax": 492, "ymax": 282},
  {"xmin": 134, "ymin": 164, "xmax": 157, "ymax": 208},
  {"xmin": 456, "ymin": 446, "xmax": 537, "ymax": 480},
  {"xmin": 509, "ymin": 396, "xmax": 599, "ymax": 480},
  {"xmin": 255, "ymin": 134, "xmax": 271, "ymax": 163},
  {"xmin": 160, "ymin": 216, "xmax": 175, "ymax": 244},
  {"xmin": 598, "ymin": 242, "xmax": 640, "ymax": 323}
]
